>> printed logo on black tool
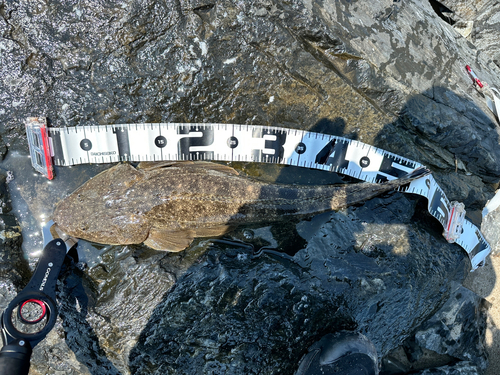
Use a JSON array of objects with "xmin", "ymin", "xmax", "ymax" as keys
[
  {"xmin": 295, "ymin": 142, "xmax": 306, "ymax": 154},
  {"xmin": 155, "ymin": 136, "xmax": 167, "ymax": 148},
  {"xmin": 80, "ymin": 139, "xmax": 92, "ymax": 151},
  {"xmin": 360, "ymin": 156, "xmax": 370, "ymax": 168},
  {"xmin": 227, "ymin": 136, "xmax": 238, "ymax": 148}
]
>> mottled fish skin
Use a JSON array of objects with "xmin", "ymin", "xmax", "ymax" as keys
[{"xmin": 53, "ymin": 162, "xmax": 428, "ymax": 251}]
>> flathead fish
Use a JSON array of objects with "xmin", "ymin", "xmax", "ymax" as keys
[{"xmin": 53, "ymin": 162, "xmax": 429, "ymax": 251}]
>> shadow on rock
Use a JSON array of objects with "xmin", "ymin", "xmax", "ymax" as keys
[
  {"xmin": 371, "ymin": 85, "xmax": 498, "ymax": 374},
  {"xmin": 58, "ymin": 261, "xmax": 122, "ymax": 375},
  {"xmin": 373, "ymin": 86, "xmax": 500, "ymax": 221},
  {"xmin": 308, "ymin": 117, "xmax": 358, "ymax": 140}
]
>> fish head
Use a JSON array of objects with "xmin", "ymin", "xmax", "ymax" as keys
[{"xmin": 52, "ymin": 163, "xmax": 149, "ymax": 245}]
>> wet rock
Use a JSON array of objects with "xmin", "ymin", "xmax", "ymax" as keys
[
  {"xmin": 382, "ymin": 86, "xmax": 500, "ymax": 207},
  {"xmin": 128, "ymin": 194, "xmax": 470, "ymax": 374},
  {"xmin": 413, "ymin": 284, "xmax": 488, "ymax": 370},
  {"xmin": 1, "ymin": 0, "xmax": 499, "ymax": 193},
  {"xmin": 0, "ymin": 173, "xmax": 29, "ymax": 289},
  {"xmin": 0, "ymin": 173, "xmax": 33, "ymax": 371},
  {"xmin": 0, "ymin": 174, "xmax": 11, "ymax": 214},
  {"xmin": 414, "ymin": 361, "xmax": 482, "ymax": 375},
  {"xmin": 0, "ymin": 136, "xmax": 6, "ymax": 161},
  {"xmin": 27, "ymin": 246, "xmax": 178, "ymax": 375}
]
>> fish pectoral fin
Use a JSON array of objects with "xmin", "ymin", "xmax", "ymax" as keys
[{"xmin": 144, "ymin": 228, "xmax": 196, "ymax": 252}]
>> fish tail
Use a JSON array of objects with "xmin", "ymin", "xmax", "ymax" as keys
[{"xmin": 386, "ymin": 166, "xmax": 431, "ymax": 186}]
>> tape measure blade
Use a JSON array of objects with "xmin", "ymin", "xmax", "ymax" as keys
[
  {"xmin": 210, "ymin": 124, "xmax": 234, "ymax": 162},
  {"xmin": 279, "ymin": 129, "xmax": 305, "ymax": 166},
  {"xmin": 48, "ymin": 128, "xmax": 65, "ymax": 165},
  {"xmin": 111, "ymin": 124, "xmax": 131, "ymax": 161},
  {"xmin": 153, "ymin": 123, "xmax": 177, "ymax": 161},
  {"xmin": 128, "ymin": 123, "xmax": 164, "ymax": 162},
  {"xmin": 293, "ymin": 132, "xmax": 335, "ymax": 171},
  {"xmin": 343, "ymin": 142, "xmax": 385, "ymax": 181},
  {"xmin": 459, "ymin": 221, "xmax": 488, "ymax": 262},
  {"xmin": 85, "ymin": 125, "xmax": 120, "ymax": 163},
  {"xmin": 407, "ymin": 178, "xmax": 431, "ymax": 198},
  {"xmin": 232, "ymin": 125, "xmax": 262, "ymax": 162},
  {"xmin": 181, "ymin": 123, "xmax": 225, "ymax": 162},
  {"xmin": 61, "ymin": 126, "xmax": 91, "ymax": 165}
]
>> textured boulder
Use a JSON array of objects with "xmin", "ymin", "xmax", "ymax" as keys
[
  {"xmin": 1, "ymin": 0, "xmax": 499, "ymax": 193},
  {"xmin": 482, "ymin": 193, "xmax": 500, "ymax": 256},
  {"xmin": 414, "ymin": 284, "xmax": 488, "ymax": 370},
  {"xmin": 434, "ymin": 0, "xmax": 500, "ymax": 67},
  {"xmin": 0, "ymin": 173, "xmax": 29, "ymax": 298},
  {"xmin": 415, "ymin": 361, "xmax": 483, "ymax": 375}
]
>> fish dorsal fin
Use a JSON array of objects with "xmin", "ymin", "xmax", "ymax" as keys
[
  {"xmin": 137, "ymin": 161, "xmax": 192, "ymax": 170},
  {"xmin": 190, "ymin": 162, "xmax": 239, "ymax": 175},
  {"xmin": 137, "ymin": 161, "xmax": 239, "ymax": 175}
]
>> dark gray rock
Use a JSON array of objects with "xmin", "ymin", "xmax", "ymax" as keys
[
  {"xmin": 472, "ymin": 10, "xmax": 500, "ymax": 69},
  {"xmin": 377, "ymin": 86, "xmax": 500, "ymax": 208},
  {"xmin": 414, "ymin": 284, "xmax": 488, "ymax": 370},
  {"xmin": 0, "ymin": 137, "xmax": 6, "ymax": 161},
  {"xmin": 1, "ymin": 0, "xmax": 500, "ymax": 191},
  {"xmin": 0, "ymin": 174, "xmax": 29, "ymax": 290},
  {"xmin": 379, "ymin": 282, "xmax": 489, "ymax": 374},
  {"xmin": 415, "ymin": 361, "xmax": 482, "ymax": 375},
  {"xmin": 434, "ymin": 0, "xmax": 500, "ymax": 68},
  {"xmin": 128, "ymin": 194, "xmax": 469, "ymax": 374},
  {"xmin": 481, "ymin": 199, "xmax": 500, "ymax": 256},
  {"xmin": 27, "ymin": 247, "xmax": 178, "ymax": 375}
]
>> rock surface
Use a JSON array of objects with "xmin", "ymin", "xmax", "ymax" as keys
[
  {"xmin": 464, "ymin": 192, "xmax": 500, "ymax": 375},
  {"xmin": 0, "ymin": 173, "xmax": 29, "ymax": 305},
  {"xmin": 435, "ymin": 0, "xmax": 500, "ymax": 68},
  {"xmin": 415, "ymin": 361, "xmax": 483, "ymax": 375},
  {"xmin": 129, "ymin": 195, "xmax": 469, "ymax": 374},
  {"xmin": 413, "ymin": 284, "xmax": 488, "ymax": 370},
  {"xmin": 0, "ymin": 0, "xmax": 497, "ymax": 374},
  {"xmin": 482, "ymin": 195, "xmax": 500, "ymax": 256}
]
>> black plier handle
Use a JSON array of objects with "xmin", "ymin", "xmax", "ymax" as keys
[{"xmin": 0, "ymin": 238, "xmax": 67, "ymax": 375}]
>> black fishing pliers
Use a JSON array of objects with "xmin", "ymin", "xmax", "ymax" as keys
[{"xmin": 0, "ymin": 220, "xmax": 78, "ymax": 375}]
